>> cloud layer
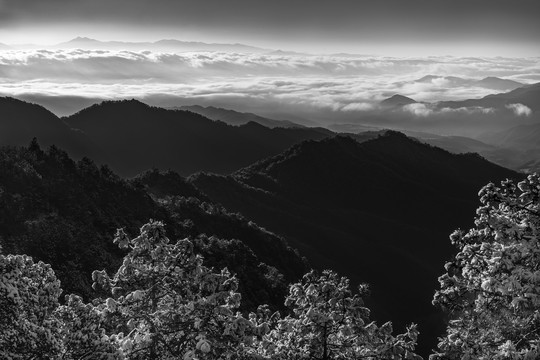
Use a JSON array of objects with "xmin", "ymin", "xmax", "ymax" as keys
[{"xmin": 0, "ymin": 49, "xmax": 538, "ymax": 127}]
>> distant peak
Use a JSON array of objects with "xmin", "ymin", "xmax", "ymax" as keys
[
  {"xmin": 68, "ymin": 37, "xmax": 99, "ymax": 43},
  {"xmin": 241, "ymin": 121, "xmax": 267, "ymax": 129},
  {"xmin": 417, "ymin": 75, "xmax": 439, "ymax": 82},
  {"xmin": 477, "ymin": 76, "xmax": 521, "ymax": 84},
  {"xmin": 379, "ymin": 130, "xmax": 409, "ymax": 139},
  {"xmin": 482, "ymin": 76, "xmax": 501, "ymax": 80},
  {"xmin": 74, "ymin": 99, "xmax": 149, "ymax": 115},
  {"xmin": 380, "ymin": 94, "xmax": 417, "ymax": 107}
]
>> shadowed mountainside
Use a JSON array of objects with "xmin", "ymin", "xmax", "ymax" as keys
[
  {"xmin": 64, "ymin": 100, "xmax": 333, "ymax": 176},
  {"xmin": 0, "ymin": 97, "xmax": 96, "ymax": 159},
  {"xmin": 0, "ymin": 142, "xmax": 307, "ymax": 311},
  {"xmin": 190, "ymin": 131, "xmax": 521, "ymax": 356},
  {"xmin": 0, "ymin": 97, "xmax": 334, "ymax": 177}
]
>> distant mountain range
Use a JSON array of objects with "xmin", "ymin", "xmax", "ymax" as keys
[
  {"xmin": 437, "ymin": 82, "xmax": 540, "ymax": 111},
  {"xmin": 2, "ymin": 84, "xmax": 539, "ymax": 177},
  {"xmin": 10, "ymin": 37, "xmax": 269, "ymax": 53},
  {"xmin": 190, "ymin": 131, "xmax": 521, "ymax": 356},
  {"xmin": 63, "ymin": 100, "xmax": 334, "ymax": 176},
  {"xmin": 480, "ymin": 122, "xmax": 540, "ymax": 150},
  {"xmin": 415, "ymin": 75, "xmax": 523, "ymax": 91},
  {"xmin": 478, "ymin": 123, "xmax": 540, "ymax": 173},
  {"xmin": 0, "ymin": 97, "xmax": 337, "ymax": 176},
  {"xmin": 380, "ymin": 81, "xmax": 538, "ymax": 113},
  {"xmin": 175, "ymin": 105, "xmax": 304, "ymax": 128}
]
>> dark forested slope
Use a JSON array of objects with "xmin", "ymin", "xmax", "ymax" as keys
[
  {"xmin": 0, "ymin": 97, "xmax": 95, "ymax": 159},
  {"xmin": 0, "ymin": 142, "xmax": 307, "ymax": 311},
  {"xmin": 190, "ymin": 131, "xmax": 521, "ymax": 355},
  {"xmin": 64, "ymin": 100, "xmax": 332, "ymax": 176}
]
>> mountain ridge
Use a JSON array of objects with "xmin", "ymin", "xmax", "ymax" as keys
[
  {"xmin": 53, "ymin": 37, "xmax": 269, "ymax": 53},
  {"xmin": 190, "ymin": 130, "xmax": 521, "ymax": 356},
  {"xmin": 175, "ymin": 105, "xmax": 305, "ymax": 128},
  {"xmin": 63, "ymin": 99, "xmax": 333, "ymax": 176},
  {"xmin": 437, "ymin": 82, "xmax": 540, "ymax": 110},
  {"xmin": 415, "ymin": 75, "xmax": 523, "ymax": 91}
]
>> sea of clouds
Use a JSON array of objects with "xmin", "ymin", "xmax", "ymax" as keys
[{"xmin": 0, "ymin": 49, "xmax": 538, "ymax": 125}]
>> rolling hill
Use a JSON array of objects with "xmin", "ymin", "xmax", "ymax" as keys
[{"xmin": 64, "ymin": 100, "xmax": 332, "ymax": 176}]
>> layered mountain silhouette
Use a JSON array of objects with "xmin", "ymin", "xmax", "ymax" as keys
[
  {"xmin": 476, "ymin": 76, "xmax": 523, "ymax": 91},
  {"xmin": 480, "ymin": 122, "xmax": 540, "ymax": 149},
  {"xmin": 478, "ymin": 123, "xmax": 540, "ymax": 173},
  {"xmin": 63, "ymin": 100, "xmax": 332, "ymax": 176},
  {"xmin": 53, "ymin": 37, "xmax": 268, "ymax": 53},
  {"xmin": 415, "ymin": 75, "xmax": 523, "ymax": 91},
  {"xmin": 0, "ymin": 97, "xmax": 334, "ymax": 176},
  {"xmin": 437, "ymin": 82, "xmax": 540, "ymax": 111},
  {"xmin": 176, "ymin": 105, "xmax": 303, "ymax": 128},
  {"xmin": 190, "ymin": 131, "xmax": 521, "ymax": 355}
]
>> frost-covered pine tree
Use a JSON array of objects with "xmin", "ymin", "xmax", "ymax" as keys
[
  {"xmin": 0, "ymin": 252, "xmax": 63, "ymax": 359},
  {"xmin": 92, "ymin": 220, "xmax": 254, "ymax": 359},
  {"xmin": 432, "ymin": 174, "xmax": 540, "ymax": 360},
  {"xmin": 249, "ymin": 269, "xmax": 421, "ymax": 360},
  {"xmin": 54, "ymin": 294, "xmax": 123, "ymax": 359}
]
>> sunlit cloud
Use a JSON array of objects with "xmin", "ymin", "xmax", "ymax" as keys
[
  {"xmin": 341, "ymin": 102, "xmax": 375, "ymax": 111},
  {"xmin": 505, "ymin": 103, "xmax": 532, "ymax": 116},
  {"xmin": 403, "ymin": 103, "xmax": 433, "ymax": 117},
  {"xmin": 440, "ymin": 106, "xmax": 495, "ymax": 115}
]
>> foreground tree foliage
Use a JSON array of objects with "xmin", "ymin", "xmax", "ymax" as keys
[
  {"xmin": 1, "ymin": 221, "xmax": 421, "ymax": 359},
  {"xmin": 432, "ymin": 174, "xmax": 540, "ymax": 360},
  {"xmin": 250, "ymin": 270, "xmax": 421, "ymax": 360},
  {"xmin": 92, "ymin": 220, "xmax": 253, "ymax": 359},
  {"xmin": 0, "ymin": 251, "xmax": 63, "ymax": 359}
]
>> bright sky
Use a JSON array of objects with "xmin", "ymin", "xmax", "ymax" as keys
[{"xmin": 0, "ymin": 0, "xmax": 539, "ymax": 56}]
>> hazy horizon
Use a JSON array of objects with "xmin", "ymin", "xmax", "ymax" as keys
[
  {"xmin": 1, "ymin": 0, "xmax": 539, "ymax": 135},
  {"xmin": 1, "ymin": 0, "xmax": 539, "ymax": 57}
]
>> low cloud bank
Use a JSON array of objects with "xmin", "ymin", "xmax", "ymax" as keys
[{"xmin": 0, "ymin": 49, "xmax": 537, "ymax": 131}]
